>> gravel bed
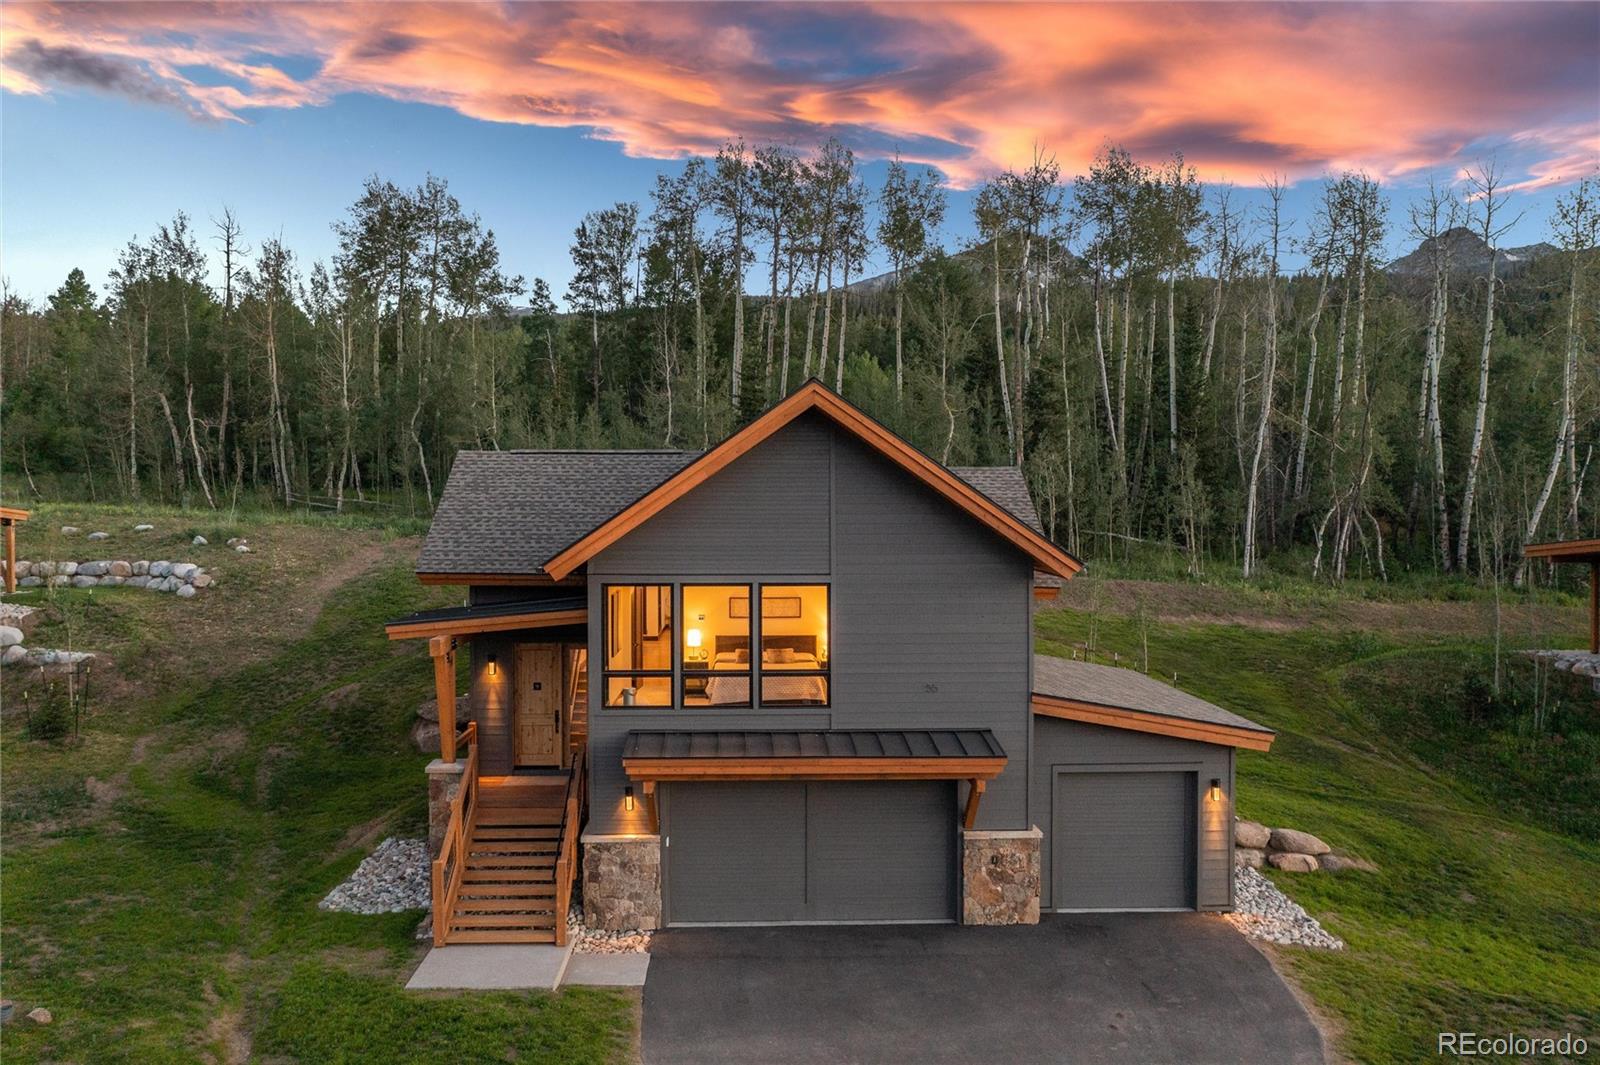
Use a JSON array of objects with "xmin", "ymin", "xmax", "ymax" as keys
[
  {"xmin": 0, "ymin": 604, "xmax": 37, "ymax": 623},
  {"xmin": 1223, "ymin": 867, "xmax": 1345, "ymax": 950},
  {"xmin": 319, "ymin": 837, "xmax": 430, "ymax": 914},
  {"xmin": 567, "ymin": 905, "xmax": 653, "ymax": 954}
]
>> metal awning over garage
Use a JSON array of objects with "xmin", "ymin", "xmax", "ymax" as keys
[
  {"xmin": 384, "ymin": 595, "xmax": 587, "ymax": 640},
  {"xmin": 622, "ymin": 729, "xmax": 1007, "ymax": 831}
]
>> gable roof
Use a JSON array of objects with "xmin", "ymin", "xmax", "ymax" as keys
[
  {"xmin": 417, "ymin": 450, "xmax": 698, "ymax": 577},
  {"xmin": 1032, "ymin": 655, "xmax": 1274, "ymax": 750},
  {"xmin": 417, "ymin": 383, "xmax": 1077, "ymax": 581},
  {"xmin": 542, "ymin": 380, "xmax": 1082, "ymax": 580}
]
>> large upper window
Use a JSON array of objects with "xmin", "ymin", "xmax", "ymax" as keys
[
  {"xmin": 603, "ymin": 584, "xmax": 673, "ymax": 706},
  {"xmin": 759, "ymin": 584, "xmax": 829, "ymax": 706},
  {"xmin": 681, "ymin": 584, "xmax": 752, "ymax": 707}
]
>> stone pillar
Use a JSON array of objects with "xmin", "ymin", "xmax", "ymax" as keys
[
  {"xmin": 425, "ymin": 758, "xmax": 465, "ymax": 858},
  {"xmin": 961, "ymin": 826, "xmax": 1041, "ymax": 925},
  {"xmin": 582, "ymin": 834, "xmax": 661, "ymax": 930}
]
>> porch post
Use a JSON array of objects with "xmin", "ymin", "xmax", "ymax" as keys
[
  {"xmin": 3, "ymin": 519, "xmax": 15, "ymax": 595},
  {"xmin": 1590, "ymin": 560, "xmax": 1598, "ymax": 655},
  {"xmin": 430, "ymin": 634, "xmax": 457, "ymax": 762}
]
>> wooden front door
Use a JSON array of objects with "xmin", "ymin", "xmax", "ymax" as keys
[{"xmin": 513, "ymin": 644, "xmax": 564, "ymax": 767}]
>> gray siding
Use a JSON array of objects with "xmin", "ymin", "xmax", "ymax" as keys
[
  {"xmin": 1031, "ymin": 716, "xmax": 1234, "ymax": 911},
  {"xmin": 585, "ymin": 410, "xmax": 1035, "ymax": 836}
]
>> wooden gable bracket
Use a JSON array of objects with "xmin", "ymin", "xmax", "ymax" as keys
[
  {"xmin": 641, "ymin": 780, "xmax": 659, "ymax": 835},
  {"xmin": 962, "ymin": 779, "xmax": 987, "ymax": 830},
  {"xmin": 429, "ymin": 634, "xmax": 458, "ymax": 763}
]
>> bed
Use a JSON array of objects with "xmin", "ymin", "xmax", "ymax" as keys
[{"xmin": 702, "ymin": 636, "xmax": 828, "ymax": 706}]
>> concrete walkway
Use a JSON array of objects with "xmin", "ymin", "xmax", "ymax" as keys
[
  {"xmin": 406, "ymin": 942, "xmax": 574, "ymax": 990},
  {"xmin": 643, "ymin": 914, "xmax": 1326, "ymax": 1064}
]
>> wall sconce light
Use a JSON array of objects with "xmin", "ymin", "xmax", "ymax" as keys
[
  {"xmin": 1209, "ymin": 778, "xmax": 1223, "ymax": 802},
  {"xmin": 487, "ymin": 654, "xmax": 498, "ymax": 677},
  {"xmin": 625, "ymin": 786, "xmax": 636, "ymax": 812}
]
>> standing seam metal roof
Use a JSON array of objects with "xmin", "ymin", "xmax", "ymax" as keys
[{"xmin": 622, "ymin": 729, "xmax": 1006, "ymax": 761}]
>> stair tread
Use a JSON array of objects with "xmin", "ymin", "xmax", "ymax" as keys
[
  {"xmin": 472, "ymin": 827, "xmax": 562, "ymax": 839},
  {"xmin": 455, "ymin": 897, "xmax": 558, "ymax": 911},
  {"xmin": 450, "ymin": 913, "xmax": 557, "ymax": 928},
  {"xmin": 445, "ymin": 930, "xmax": 557, "ymax": 944},
  {"xmin": 469, "ymin": 842, "xmax": 559, "ymax": 853}
]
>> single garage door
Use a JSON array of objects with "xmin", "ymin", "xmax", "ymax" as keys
[
  {"xmin": 663, "ymin": 780, "xmax": 955, "ymax": 924},
  {"xmin": 1052, "ymin": 770, "xmax": 1195, "ymax": 910}
]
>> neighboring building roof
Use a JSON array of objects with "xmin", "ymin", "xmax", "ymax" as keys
[
  {"xmin": 417, "ymin": 450, "xmax": 698, "ymax": 576},
  {"xmin": 543, "ymin": 381, "xmax": 1082, "ymax": 580},
  {"xmin": 1523, "ymin": 538, "xmax": 1600, "ymax": 563},
  {"xmin": 1032, "ymin": 655, "xmax": 1275, "ymax": 750},
  {"xmin": 384, "ymin": 595, "xmax": 587, "ymax": 639},
  {"xmin": 622, "ymin": 728, "xmax": 1007, "ymax": 760},
  {"xmin": 417, "ymin": 384, "xmax": 1075, "ymax": 580}
]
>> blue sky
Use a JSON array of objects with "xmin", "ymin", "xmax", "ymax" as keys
[{"xmin": 4, "ymin": 1, "xmax": 1594, "ymax": 304}]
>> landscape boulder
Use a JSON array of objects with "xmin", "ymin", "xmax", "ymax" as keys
[
  {"xmin": 126, "ymin": 575, "xmax": 150, "ymax": 589},
  {"xmin": 101, "ymin": 576, "xmax": 125, "ymax": 587},
  {"xmin": 235, "ymin": 545, "xmax": 251, "ymax": 553},
  {"xmin": 192, "ymin": 535, "xmax": 208, "ymax": 545},
  {"xmin": 134, "ymin": 523, "xmax": 154, "ymax": 532},
  {"xmin": 59, "ymin": 561, "xmax": 78, "ymax": 576},
  {"xmin": 227, "ymin": 537, "xmax": 248, "ymax": 547},
  {"xmin": 149, "ymin": 561, "xmax": 172, "ymax": 578},
  {"xmin": 11, "ymin": 562, "xmax": 29, "ymax": 578},
  {"xmin": 1267, "ymin": 852, "xmax": 1320, "ymax": 873},
  {"xmin": 72, "ymin": 575, "xmax": 98, "ymax": 588},
  {"xmin": 26, "ymin": 1008, "xmax": 51, "ymax": 1025},
  {"xmin": 1235, "ymin": 819, "xmax": 1271, "ymax": 849},
  {"xmin": 32, "ymin": 562, "xmax": 55, "ymax": 577},
  {"xmin": 176, "ymin": 584, "xmax": 197, "ymax": 599},
  {"xmin": 193, "ymin": 573, "xmax": 214, "ymax": 588},
  {"xmin": 133, "ymin": 560, "xmax": 149, "ymax": 575},
  {"xmin": 77, "ymin": 561, "xmax": 107, "ymax": 577},
  {"xmin": 1269, "ymin": 828, "xmax": 1331, "ymax": 855},
  {"xmin": 109, "ymin": 561, "xmax": 132, "ymax": 578},
  {"xmin": 1234, "ymin": 847, "xmax": 1265, "ymax": 869},
  {"xmin": 60, "ymin": 526, "xmax": 80, "ymax": 535},
  {"xmin": 49, "ymin": 576, "xmax": 69, "ymax": 587},
  {"xmin": 171, "ymin": 562, "xmax": 198, "ymax": 581},
  {"xmin": 88, "ymin": 532, "xmax": 109, "ymax": 541},
  {"xmin": 0, "ymin": 626, "xmax": 21, "ymax": 648},
  {"xmin": 411, "ymin": 719, "xmax": 442, "ymax": 753},
  {"xmin": 2, "ymin": 645, "xmax": 27, "ymax": 665},
  {"xmin": 17, "ymin": 577, "xmax": 42, "ymax": 588},
  {"xmin": 1319, "ymin": 853, "xmax": 1378, "ymax": 873}
]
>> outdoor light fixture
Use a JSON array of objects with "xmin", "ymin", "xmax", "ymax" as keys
[
  {"xmin": 1209, "ymin": 778, "xmax": 1223, "ymax": 802},
  {"xmin": 625, "ymin": 786, "xmax": 636, "ymax": 811},
  {"xmin": 487, "ymin": 654, "xmax": 498, "ymax": 677}
]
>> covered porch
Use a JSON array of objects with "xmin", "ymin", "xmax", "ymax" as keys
[
  {"xmin": 385, "ymin": 597, "xmax": 591, "ymax": 945},
  {"xmin": 1522, "ymin": 539, "xmax": 1600, "ymax": 693}
]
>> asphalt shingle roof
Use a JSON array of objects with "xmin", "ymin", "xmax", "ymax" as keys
[
  {"xmin": 417, "ymin": 449, "xmax": 1047, "ymax": 577},
  {"xmin": 387, "ymin": 595, "xmax": 587, "ymax": 628},
  {"xmin": 1033, "ymin": 655, "xmax": 1273, "ymax": 735},
  {"xmin": 622, "ymin": 728, "xmax": 1007, "ymax": 761}
]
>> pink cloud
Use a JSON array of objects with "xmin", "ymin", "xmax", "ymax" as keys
[{"xmin": 2, "ymin": 1, "xmax": 1595, "ymax": 187}]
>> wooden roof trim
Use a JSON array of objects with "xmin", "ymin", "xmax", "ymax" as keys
[
  {"xmin": 0, "ymin": 507, "xmax": 31, "ymax": 522},
  {"xmin": 1031, "ymin": 694, "xmax": 1275, "ymax": 751},
  {"xmin": 542, "ymin": 381, "xmax": 1084, "ymax": 581},
  {"xmin": 416, "ymin": 572, "xmax": 582, "ymax": 586},
  {"xmin": 622, "ymin": 755, "xmax": 1007, "ymax": 782},
  {"xmin": 1523, "ymin": 538, "xmax": 1600, "ymax": 561},
  {"xmin": 385, "ymin": 608, "xmax": 588, "ymax": 640}
]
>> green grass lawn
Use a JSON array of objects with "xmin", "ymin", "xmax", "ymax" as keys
[
  {"xmin": 2, "ymin": 506, "xmax": 633, "ymax": 1063},
  {"xmin": 1037, "ymin": 605, "xmax": 1600, "ymax": 1064}
]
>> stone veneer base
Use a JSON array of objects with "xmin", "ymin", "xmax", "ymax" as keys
[
  {"xmin": 962, "ymin": 826, "xmax": 1042, "ymax": 925},
  {"xmin": 424, "ymin": 758, "xmax": 465, "ymax": 858},
  {"xmin": 582, "ymin": 834, "xmax": 662, "ymax": 931}
]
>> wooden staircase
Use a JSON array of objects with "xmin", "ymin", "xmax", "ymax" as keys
[{"xmin": 443, "ymin": 778, "xmax": 569, "ymax": 943}]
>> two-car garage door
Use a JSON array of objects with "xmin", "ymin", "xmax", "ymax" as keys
[{"xmin": 662, "ymin": 781, "xmax": 955, "ymax": 924}]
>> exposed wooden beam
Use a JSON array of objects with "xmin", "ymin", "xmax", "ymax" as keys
[
  {"xmin": 1032, "ymin": 694, "xmax": 1275, "ymax": 751},
  {"xmin": 1523, "ymin": 537, "xmax": 1600, "ymax": 561},
  {"xmin": 962, "ymin": 778, "xmax": 986, "ymax": 830},
  {"xmin": 386, "ymin": 609, "xmax": 588, "ymax": 641},
  {"xmin": 1033, "ymin": 584, "xmax": 1060, "ymax": 601},
  {"xmin": 0, "ymin": 507, "xmax": 31, "ymax": 522},
  {"xmin": 430, "ymin": 634, "xmax": 458, "ymax": 763},
  {"xmin": 543, "ymin": 381, "xmax": 1083, "ymax": 582}
]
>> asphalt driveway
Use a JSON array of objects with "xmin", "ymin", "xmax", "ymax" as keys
[{"xmin": 642, "ymin": 913, "xmax": 1325, "ymax": 1064}]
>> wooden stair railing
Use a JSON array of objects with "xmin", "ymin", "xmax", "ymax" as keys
[
  {"xmin": 430, "ymin": 722, "xmax": 479, "ymax": 947},
  {"xmin": 552, "ymin": 749, "xmax": 587, "ymax": 946},
  {"xmin": 566, "ymin": 646, "xmax": 588, "ymax": 759}
]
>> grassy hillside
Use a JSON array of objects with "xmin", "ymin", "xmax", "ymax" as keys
[
  {"xmin": 1, "ymin": 505, "xmax": 632, "ymax": 1064},
  {"xmin": 3, "ymin": 505, "xmax": 1596, "ymax": 1063}
]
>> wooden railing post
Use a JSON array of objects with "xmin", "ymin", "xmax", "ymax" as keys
[{"xmin": 430, "ymin": 634, "xmax": 457, "ymax": 763}]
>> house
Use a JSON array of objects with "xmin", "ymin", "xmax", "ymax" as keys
[{"xmin": 386, "ymin": 381, "xmax": 1274, "ymax": 945}]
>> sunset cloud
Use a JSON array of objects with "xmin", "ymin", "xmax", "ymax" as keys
[{"xmin": 3, "ymin": 1, "xmax": 1596, "ymax": 187}]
